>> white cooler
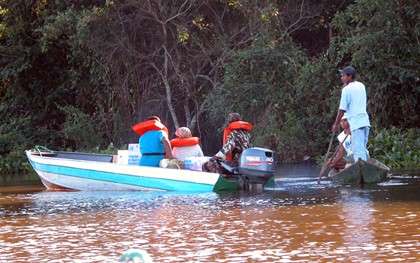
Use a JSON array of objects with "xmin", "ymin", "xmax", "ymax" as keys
[{"xmin": 118, "ymin": 143, "xmax": 141, "ymax": 165}]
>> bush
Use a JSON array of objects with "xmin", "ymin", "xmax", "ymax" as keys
[
  {"xmin": 331, "ymin": 0, "xmax": 420, "ymax": 128},
  {"xmin": 60, "ymin": 105, "xmax": 103, "ymax": 150},
  {"xmin": 0, "ymin": 116, "xmax": 33, "ymax": 175},
  {"xmin": 369, "ymin": 127, "xmax": 420, "ymax": 169},
  {"xmin": 208, "ymin": 38, "xmax": 312, "ymax": 161},
  {"xmin": 210, "ymin": 38, "xmax": 344, "ymax": 162},
  {"xmin": 0, "ymin": 150, "xmax": 32, "ymax": 175}
]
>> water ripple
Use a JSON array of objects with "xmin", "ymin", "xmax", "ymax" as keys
[{"xmin": 1, "ymin": 177, "xmax": 420, "ymax": 262}]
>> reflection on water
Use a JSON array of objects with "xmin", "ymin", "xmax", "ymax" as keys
[
  {"xmin": 340, "ymin": 191, "xmax": 375, "ymax": 262},
  {"xmin": 0, "ymin": 169, "xmax": 419, "ymax": 262}
]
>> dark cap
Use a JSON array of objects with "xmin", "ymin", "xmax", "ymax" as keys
[
  {"xmin": 227, "ymin": 112, "xmax": 241, "ymax": 123},
  {"xmin": 339, "ymin": 66, "xmax": 356, "ymax": 77}
]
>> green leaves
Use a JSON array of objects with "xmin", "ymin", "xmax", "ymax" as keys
[
  {"xmin": 331, "ymin": 0, "xmax": 420, "ymax": 128},
  {"xmin": 60, "ymin": 105, "xmax": 102, "ymax": 150},
  {"xmin": 209, "ymin": 37, "xmax": 336, "ymax": 161},
  {"xmin": 0, "ymin": 0, "xmax": 418, "ymax": 171},
  {"xmin": 369, "ymin": 127, "xmax": 420, "ymax": 169}
]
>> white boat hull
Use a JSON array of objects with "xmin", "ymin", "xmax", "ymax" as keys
[{"xmin": 26, "ymin": 151, "xmax": 231, "ymax": 192}]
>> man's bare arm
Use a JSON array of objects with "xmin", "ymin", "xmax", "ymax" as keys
[{"xmin": 332, "ymin": 110, "xmax": 345, "ymax": 132}]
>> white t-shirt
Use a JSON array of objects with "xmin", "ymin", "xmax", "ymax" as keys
[
  {"xmin": 339, "ymin": 81, "xmax": 370, "ymax": 131},
  {"xmin": 172, "ymin": 145, "xmax": 204, "ymax": 161},
  {"xmin": 337, "ymin": 131, "xmax": 352, "ymax": 156}
]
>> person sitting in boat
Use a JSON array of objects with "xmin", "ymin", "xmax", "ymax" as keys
[
  {"xmin": 202, "ymin": 112, "xmax": 252, "ymax": 174},
  {"xmin": 171, "ymin": 127, "xmax": 204, "ymax": 161},
  {"xmin": 160, "ymin": 127, "xmax": 205, "ymax": 170},
  {"xmin": 132, "ymin": 116, "xmax": 173, "ymax": 167},
  {"xmin": 328, "ymin": 116, "xmax": 352, "ymax": 171}
]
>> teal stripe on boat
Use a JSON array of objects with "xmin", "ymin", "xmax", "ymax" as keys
[{"xmin": 30, "ymin": 161, "xmax": 214, "ymax": 192}]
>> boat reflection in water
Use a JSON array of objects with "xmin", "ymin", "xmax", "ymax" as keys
[
  {"xmin": 339, "ymin": 189, "xmax": 375, "ymax": 262},
  {"xmin": 0, "ymin": 165, "xmax": 419, "ymax": 262}
]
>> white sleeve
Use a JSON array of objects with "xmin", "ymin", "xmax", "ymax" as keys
[
  {"xmin": 337, "ymin": 132, "xmax": 351, "ymax": 154},
  {"xmin": 337, "ymin": 131, "xmax": 346, "ymax": 143},
  {"xmin": 339, "ymin": 87, "xmax": 348, "ymax": 112}
]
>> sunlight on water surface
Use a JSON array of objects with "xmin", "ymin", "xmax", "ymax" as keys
[{"xmin": 1, "ymin": 171, "xmax": 419, "ymax": 262}]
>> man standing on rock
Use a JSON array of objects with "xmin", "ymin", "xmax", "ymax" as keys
[{"xmin": 331, "ymin": 66, "xmax": 370, "ymax": 162}]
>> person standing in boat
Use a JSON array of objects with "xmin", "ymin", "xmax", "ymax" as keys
[
  {"xmin": 203, "ymin": 112, "xmax": 252, "ymax": 174},
  {"xmin": 331, "ymin": 66, "xmax": 370, "ymax": 162},
  {"xmin": 132, "ymin": 116, "xmax": 173, "ymax": 167}
]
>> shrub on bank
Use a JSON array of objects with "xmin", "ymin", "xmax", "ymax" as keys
[
  {"xmin": 369, "ymin": 127, "xmax": 420, "ymax": 170},
  {"xmin": 0, "ymin": 150, "xmax": 32, "ymax": 175}
]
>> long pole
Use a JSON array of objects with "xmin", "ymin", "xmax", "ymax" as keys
[{"xmin": 317, "ymin": 132, "xmax": 336, "ymax": 184}]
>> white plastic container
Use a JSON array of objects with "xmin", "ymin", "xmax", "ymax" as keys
[
  {"xmin": 128, "ymin": 155, "xmax": 141, "ymax": 165},
  {"xmin": 128, "ymin": 143, "xmax": 140, "ymax": 154},
  {"xmin": 117, "ymin": 144, "xmax": 141, "ymax": 165},
  {"xmin": 117, "ymin": 150, "xmax": 129, "ymax": 165},
  {"xmin": 128, "ymin": 143, "xmax": 141, "ymax": 165},
  {"xmin": 183, "ymin": 156, "xmax": 211, "ymax": 171}
]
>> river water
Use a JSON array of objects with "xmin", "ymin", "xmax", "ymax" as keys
[{"xmin": 0, "ymin": 167, "xmax": 419, "ymax": 262}]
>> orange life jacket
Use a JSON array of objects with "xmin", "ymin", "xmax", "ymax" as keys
[
  {"xmin": 222, "ymin": 121, "xmax": 253, "ymax": 161},
  {"xmin": 170, "ymin": 137, "xmax": 200, "ymax": 148},
  {"xmin": 132, "ymin": 120, "xmax": 169, "ymax": 137}
]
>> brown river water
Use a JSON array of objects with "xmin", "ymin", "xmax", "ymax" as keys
[{"xmin": 1, "ymin": 167, "xmax": 419, "ymax": 262}]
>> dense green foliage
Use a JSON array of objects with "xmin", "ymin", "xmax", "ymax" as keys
[
  {"xmin": 210, "ymin": 0, "xmax": 420, "ymax": 164},
  {"xmin": 369, "ymin": 128, "xmax": 420, "ymax": 169},
  {"xmin": 0, "ymin": 0, "xmax": 419, "ymax": 174},
  {"xmin": 331, "ymin": 0, "xmax": 420, "ymax": 128},
  {"xmin": 214, "ymin": 40, "xmax": 339, "ymax": 161}
]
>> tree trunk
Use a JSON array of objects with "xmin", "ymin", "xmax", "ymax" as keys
[{"xmin": 162, "ymin": 47, "xmax": 179, "ymax": 129}]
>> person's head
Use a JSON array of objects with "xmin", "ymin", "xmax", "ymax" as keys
[
  {"xmin": 340, "ymin": 116, "xmax": 350, "ymax": 130},
  {"xmin": 175, "ymin": 127, "xmax": 192, "ymax": 138},
  {"xmin": 146, "ymin": 115, "xmax": 161, "ymax": 122},
  {"xmin": 227, "ymin": 112, "xmax": 241, "ymax": 123},
  {"xmin": 339, "ymin": 66, "xmax": 356, "ymax": 85}
]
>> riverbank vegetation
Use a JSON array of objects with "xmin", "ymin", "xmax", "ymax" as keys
[
  {"xmin": 369, "ymin": 128, "xmax": 420, "ymax": 170},
  {"xmin": 1, "ymin": 0, "xmax": 419, "ymax": 175}
]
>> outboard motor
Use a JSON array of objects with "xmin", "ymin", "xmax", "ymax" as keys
[{"xmin": 238, "ymin": 147, "xmax": 276, "ymax": 184}]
